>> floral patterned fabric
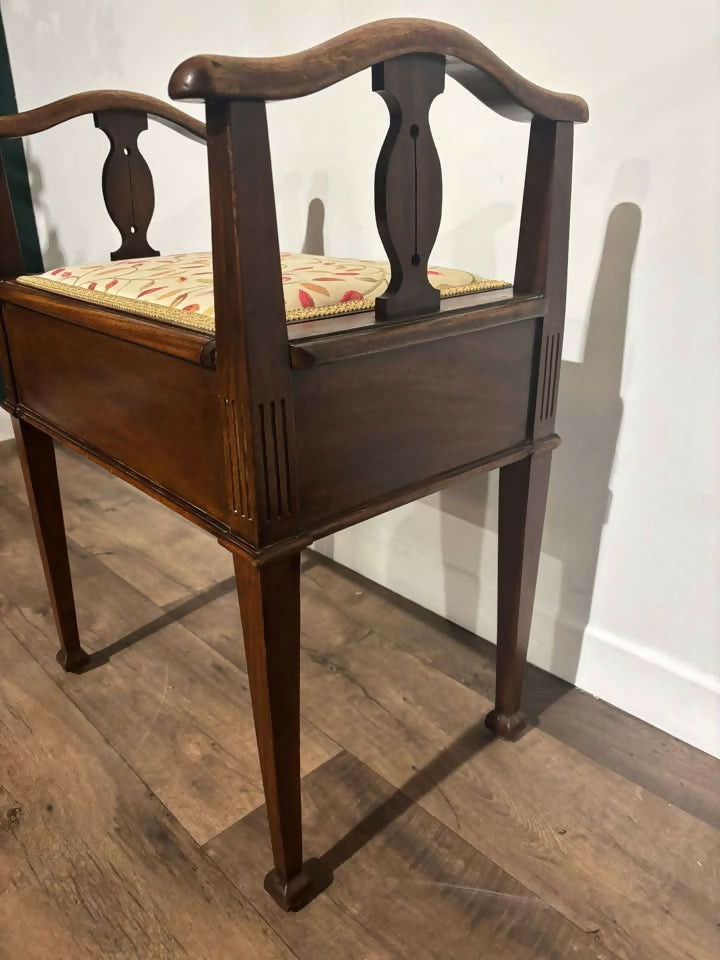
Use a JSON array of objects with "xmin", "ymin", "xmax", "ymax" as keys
[{"xmin": 17, "ymin": 251, "xmax": 510, "ymax": 333}]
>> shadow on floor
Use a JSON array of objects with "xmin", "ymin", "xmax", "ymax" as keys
[
  {"xmin": 321, "ymin": 197, "xmax": 641, "ymax": 875},
  {"xmin": 80, "ymin": 577, "xmax": 236, "ymax": 670},
  {"xmin": 78, "ymin": 197, "xmax": 642, "ymax": 877}
]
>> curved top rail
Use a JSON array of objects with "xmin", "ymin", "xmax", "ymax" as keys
[
  {"xmin": 168, "ymin": 18, "xmax": 588, "ymax": 123},
  {"xmin": 0, "ymin": 90, "xmax": 206, "ymax": 141}
]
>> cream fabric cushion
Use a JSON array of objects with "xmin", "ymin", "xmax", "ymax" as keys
[{"xmin": 17, "ymin": 251, "xmax": 510, "ymax": 333}]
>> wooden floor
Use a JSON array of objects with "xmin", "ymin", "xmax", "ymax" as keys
[{"xmin": 0, "ymin": 441, "xmax": 718, "ymax": 960}]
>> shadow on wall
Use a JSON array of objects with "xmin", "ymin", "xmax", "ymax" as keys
[
  {"xmin": 435, "ymin": 196, "xmax": 642, "ymax": 689},
  {"xmin": 302, "ymin": 196, "xmax": 325, "ymax": 256},
  {"xmin": 301, "ymin": 194, "xmax": 643, "ymax": 876},
  {"xmin": 26, "ymin": 150, "xmax": 66, "ymax": 269},
  {"xmin": 543, "ymin": 200, "xmax": 640, "ymax": 682},
  {"xmin": 444, "ymin": 201, "xmax": 515, "ymax": 279}
]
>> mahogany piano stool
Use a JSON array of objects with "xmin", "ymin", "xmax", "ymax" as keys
[{"xmin": 0, "ymin": 19, "xmax": 588, "ymax": 911}]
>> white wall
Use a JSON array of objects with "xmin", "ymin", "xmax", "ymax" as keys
[{"xmin": 3, "ymin": 1, "xmax": 719, "ymax": 756}]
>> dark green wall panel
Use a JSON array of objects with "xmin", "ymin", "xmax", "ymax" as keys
[{"xmin": 0, "ymin": 10, "xmax": 43, "ymax": 402}]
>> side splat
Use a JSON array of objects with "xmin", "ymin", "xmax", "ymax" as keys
[
  {"xmin": 372, "ymin": 54, "xmax": 445, "ymax": 321},
  {"xmin": 94, "ymin": 109, "xmax": 159, "ymax": 261}
]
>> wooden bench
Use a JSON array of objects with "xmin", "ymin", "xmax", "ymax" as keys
[{"xmin": 0, "ymin": 18, "xmax": 587, "ymax": 911}]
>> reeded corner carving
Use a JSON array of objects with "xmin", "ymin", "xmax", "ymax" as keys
[
  {"xmin": 257, "ymin": 397, "xmax": 293, "ymax": 523},
  {"xmin": 222, "ymin": 396, "xmax": 252, "ymax": 520}
]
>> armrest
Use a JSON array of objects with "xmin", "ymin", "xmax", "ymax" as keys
[
  {"xmin": 0, "ymin": 91, "xmax": 206, "ymax": 271},
  {"xmin": 0, "ymin": 90, "xmax": 205, "ymax": 141},
  {"xmin": 168, "ymin": 17, "xmax": 588, "ymax": 123}
]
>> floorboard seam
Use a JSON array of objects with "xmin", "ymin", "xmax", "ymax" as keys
[{"xmin": 0, "ymin": 601, "xmax": 305, "ymax": 959}]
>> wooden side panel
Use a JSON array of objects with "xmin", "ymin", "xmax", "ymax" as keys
[
  {"xmin": 0, "ymin": 306, "xmax": 18, "ymax": 408},
  {"xmin": 294, "ymin": 318, "xmax": 537, "ymax": 523},
  {"xmin": 4, "ymin": 305, "xmax": 225, "ymax": 517}
]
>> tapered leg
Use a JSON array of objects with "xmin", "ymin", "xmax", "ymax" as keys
[
  {"xmin": 12, "ymin": 418, "xmax": 89, "ymax": 672},
  {"xmin": 486, "ymin": 449, "xmax": 552, "ymax": 740},
  {"xmin": 233, "ymin": 549, "xmax": 315, "ymax": 911}
]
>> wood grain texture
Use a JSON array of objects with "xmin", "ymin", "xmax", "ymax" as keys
[
  {"xmin": 294, "ymin": 322, "xmax": 536, "ymax": 524},
  {"xmin": 0, "ymin": 623, "xmax": 295, "ymax": 960},
  {"xmin": 233, "ymin": 549, "xmax": 315, "ymax": 909},
  {"xmin": 207, "ymin": 751, "xmax": 616, "ymax": 960},
  {"xmin": 0, "ymin": 307, "xmax": 17, "ymax": 408},
  {"xmin": 513, "ymin": 118, "xmax": 573, "ymax": 438},
  {"xmin": 4, "ymin": 305, "xmax": 226, "ymax": 518},
  {"xmin": 0, "ymin": 446, "xmax": 718, "ymax": 956},
  {"xmin": 285, "ymin": 287, "xmax": 526, "ymax": 346},
  {"xmin": 0, "ymin": 89, "xmax": 205, "ymax": 141},
  {"xmin": 0, "ymin": 476, "xmax": 337, "ymax": 846},
  {"xmin": 11, "ymin": 418, "xmax": 88, "ymax": 671},
  {"xmin": 292, "ymin": 632, "xmax": 720, "ymax": 960},
  {"xmin": 487, "ymin": 448, "xmax": 553, "ymax": 739},
  {"xmin": 169, "ymin": 18, "xmax": 589, "ymax": 123},
  {"xmin": 301, "ymin": 553, "xmax": 720, "ymax": 833},
  {"xmin": 0, "ymin": 280, "xmax": 214, "ymax": 366},
  {"xmin": 205, "ymin": 99, "xmax": 299, "ymax": 543},
  {"xmin": 288, "ymin": 293, "xmax": 543, "ymax": 368}
]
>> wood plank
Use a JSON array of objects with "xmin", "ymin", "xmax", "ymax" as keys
[
  {"xmin": 4, "ymin": 306, "xmax": 227, "ymax": 518},
  {"xmin": 207, "ymin": 752, "xmax": 615, "ymax": 960},
  {"xmin": 294, "ymin": 323, "xmax": 535, "ymax": 524},
  {"xmin": 0, "ymin": 623, "xmax": 295, "ymax": 960},
  {"xmin": 0, "ymin": 482, "xmax": 338, "ymax": 845},
  {"xmin": 291, "ymin": 632, "xmax": 720, "ymax": 960},
  {"xmin": 304, "ymin": 554, "xmax": 720, "ymax": 829},
  {"xmin": 169, "ymin": 571, "xmax": 371, "ymax": 675}
]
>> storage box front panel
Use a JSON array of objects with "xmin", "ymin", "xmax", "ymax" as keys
[
  {"xmin": 294, "ymin": 318, "xmax": 538, "ymax": 523},
  {"xmin": 4, "ymin": 305, "xmax": 225, "ymax": 517}
]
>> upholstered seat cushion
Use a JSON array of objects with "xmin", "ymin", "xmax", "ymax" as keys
[{"xmin": 16, "ymin": 251, "xmax": 510, "ymax": 333}]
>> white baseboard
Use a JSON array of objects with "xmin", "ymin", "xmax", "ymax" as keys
[
  {"xmin": 314, "ymin": 517, "xmax": 720, "ymax": 759},
  {"xmin": 0, "ymin": 411, "xmax": 13, "ymax": 442}
]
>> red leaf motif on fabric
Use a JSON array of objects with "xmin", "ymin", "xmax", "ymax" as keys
[
  {"xmin": 88, "ymin": 282, "xmax": 97, "ymax": 291},
  {"xmin": 138, "ymin": 287, "xmax": 165, "ymax": 298},
  {"xmin": 341, "ymin": 290, "xmax": 363, "ymax": 302},
  {"xmin": 301, "ymin": 282, "xmax": 329, "ymax": 296},
  {"xmin": 51, "ymin": 268, "xmax": 64, "ymax": 276},
  {"xmin": 298, "ymin": 289, "xmax": 314, "ymax": 308},
  {"xmin": 427, "ymin": 270, "xmax": 441, "ymax": 275},
  {"xmin": 105, "ymin": 279, "xmax": 118, "ymax": 290},
  {"xmin": 182, "ymin": 303, "xmax": 200, "ymax": 312},
  {"xmin": 61, "ymin": 271, "xmax": 72, "ymax": 277}
]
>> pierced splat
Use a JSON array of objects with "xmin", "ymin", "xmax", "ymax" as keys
[
  {"xmin": 372, "ymin": 54, "xmax": 445, "ymax": 321},
  {"xmin": 94, "ymin": 109, "xmax": 159, "ymax": 261}
]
